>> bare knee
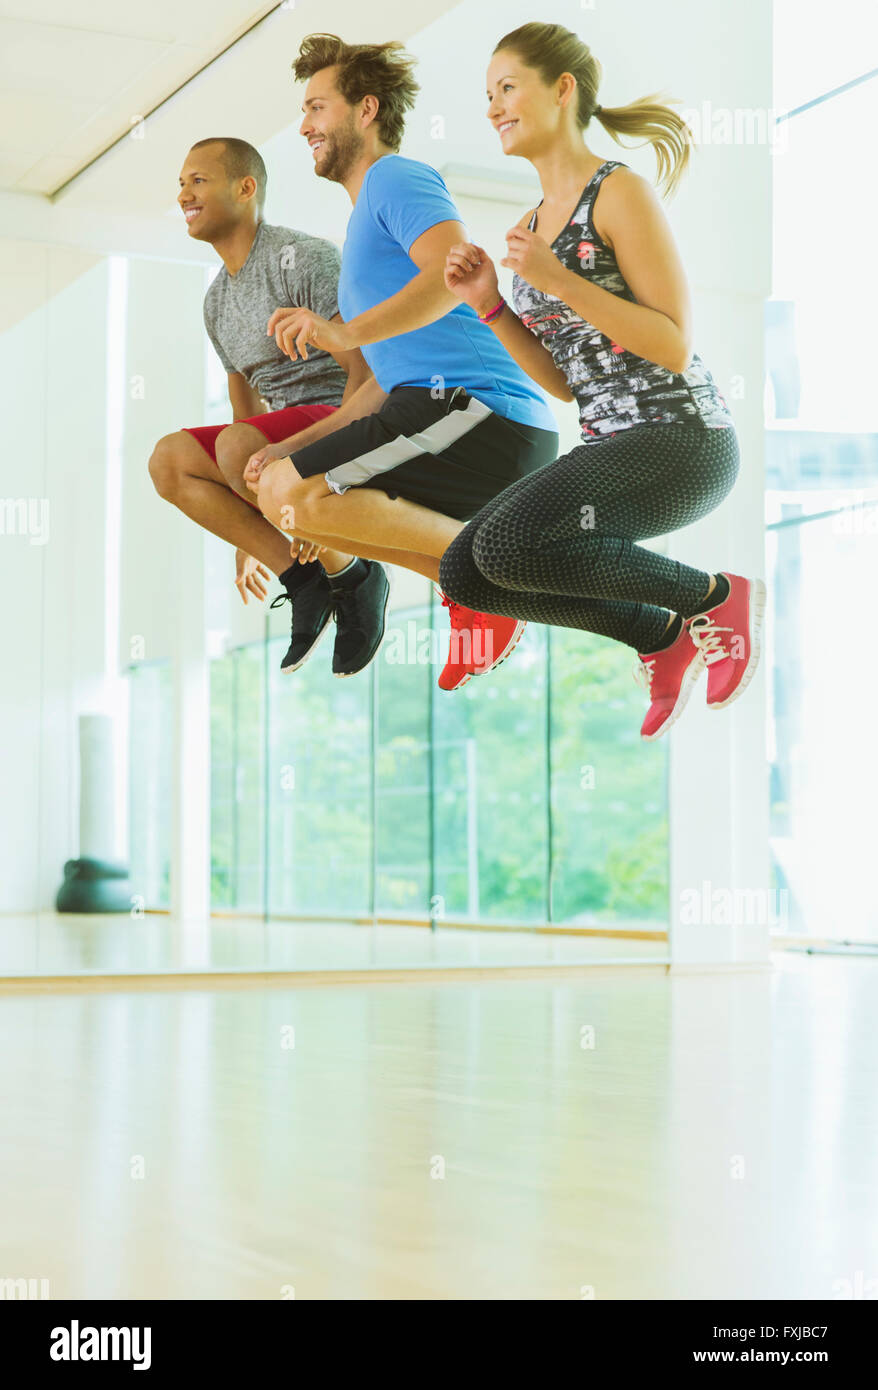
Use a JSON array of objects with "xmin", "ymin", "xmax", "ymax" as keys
[
  {"xmin": 148, "ymin": 432, "xmax": 189, "ymax": 500},
  {"xmin": 290, "ymin": 477, "xmax": 326, "ymax": 531},
  {"xmin": 215, "ymin": 422, "xmax": 260, "ymax": 487},
  {"xmin": 257, "ymin": 463, "xmax": 294, "ymax": 529},
  {"xmin": 258, "ymin": 464, "xmax": 314, "ymax": 530}
]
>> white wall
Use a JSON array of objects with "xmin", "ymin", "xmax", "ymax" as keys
[
  {"xmin": 0, "ymin": 243, "xmax": 210, "ymax": 911},
  {"xmin": 119, "ymin": 259, "xmax": 208, "ymax": 666},
  {"xmin": 0, "ymin": 248, "xmax": 112, "ymax": 909}
]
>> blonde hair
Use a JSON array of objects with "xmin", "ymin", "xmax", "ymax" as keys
[{"xmin": 493, "ymin": 21, "xmax": 694, "ymax": 198}]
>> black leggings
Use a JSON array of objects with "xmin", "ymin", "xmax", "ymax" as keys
[{"xmin": 438, "ymin": 421, "xmax": 741, "ymax": 653}]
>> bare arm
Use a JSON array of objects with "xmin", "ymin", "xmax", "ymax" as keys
[
  {"xmin": 225, "ymin": 374, "xmax": 270, "ymax": 583},
  {"xmin": 325, "ymin": 314, "xmax": 373, "ymax": 404},
  {"xmin": 231, "ymin": 311, "xmax": 372, "ymax": 469},
  {"xmin": 265, "ymin": 361, "xmax": 377, "ymax": 452},
  {"xmin": 341, "ymin": 220, "xmax": 464, "ymax": 347},
  {"xmin": 227, "ymin": 373, "xmax": 266, "ymax": 421},
  {"xmin": 265, "ymin": 221, "xmax": 470, "ymax": 369},
  {"xmin": 478, "ymin": 297, "xmax": 573, "ymax": 402},
  {"xmin": 444, "ymin": 241, "xmax": 573, "ymax": 402},
  {"xmin": 283, "ymin": 372, "xmax": 387, "ymax": 452}
]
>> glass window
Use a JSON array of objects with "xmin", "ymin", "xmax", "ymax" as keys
[
  {"xmin": 205, "ymin": 590, "xmax": 671, "ymax": 931},
  {"xmin": 549, "ymin": 629, "xmax": 668, "ymax": 926},
  {"xmin": 432, "ymin": 612, "xmax": 550, "ymax": 925},
  {"xmin": 208, "ymin": 645, "xmax": 266, "ymax": 915},
  {"xmin": 209, "ymin": 651, "xmax": 235, "ymax": 909},
  {"xmin": 266, "ymin": 626, "xmax": 372, "ymax": 919},
  {"xmin": 375, "ymin": 604, "xmax": 431, "ymax": 918}
]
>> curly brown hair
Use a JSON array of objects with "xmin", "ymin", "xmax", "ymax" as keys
[{"xmin": 292, "ymin": 33, "xmax": 419, "ymax": 151}]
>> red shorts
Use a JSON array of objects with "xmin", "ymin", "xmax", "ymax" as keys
[
  {"xmin": 182, "ymin": 402, "xmax": 337, "ymax": 463},
  {"xmin": 182, "ymin": 403, "xmax": 337, "ymax": 512}
]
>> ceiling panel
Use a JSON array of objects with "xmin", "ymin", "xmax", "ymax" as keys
[
  {"xmin": 0, "ymin": 1, "xmax": 280, "ymax": 194},
  {"xmin": 0, "ymin": 151, "xmax": 36, "ymax": 184},
  {"xmin": 0, "ymin": 90, "xmax": 100, "ymax": 151},
  {"xmin": 50, "ymin": 0, "xmax": 454, "ymax": 211},
  {"xmin": 15, "ymin": 156, "xmax": 86, "ymax": 193},
  {"xmin": 0, "ymin": 1, "xmax": 275, "ymax": 48},
  {"xmin": 12, "ymin": 43, "xmax": 213, "ymax": 184},
  {"xmin": 0, "ymin": 19, "xmax": 168, "ymax": 98}
]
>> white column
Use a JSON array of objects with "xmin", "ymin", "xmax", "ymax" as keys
[
  {"xmin": 669, "ymin": 290, "xmax": 771, "ymax": 968},
  {"xmin": 663, "ymin": 0, "xmax": 774, "ymax": 967}
]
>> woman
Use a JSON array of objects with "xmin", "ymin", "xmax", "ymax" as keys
[{"xmin": 439, "ymin": 21, "xmax": 764, "ymax": 739}]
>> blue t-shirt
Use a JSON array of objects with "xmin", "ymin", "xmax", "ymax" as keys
[{"xmin": 337, "ymin": 154, "xmax": 557, "ymax": 433}]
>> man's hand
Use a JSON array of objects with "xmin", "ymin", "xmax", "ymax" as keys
[
  {"xmin": 266, "ymin": 307, "xmax": 353, "ymax": 361},
  {"xmin": 289, "ymin": 538, "xmax": 326, "ymax": 565},
  {"xmin": 234, "ymin": 550, "xmax": 270, "ymax": 605},
  {"xmin": 243, "ymin": 441, "xmax": 291, "ymax": 492},
  {"xmin": 444, "ymin": 242, "xmax": 502, "ymax": 316}
]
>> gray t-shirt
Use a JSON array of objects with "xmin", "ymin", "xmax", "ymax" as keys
[{"xmin": 203, "ymin": 222, "xmax": 348, "ymax": 411}]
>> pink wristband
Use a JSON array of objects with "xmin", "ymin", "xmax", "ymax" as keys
[{"xmin": 478, "ymin": 297, "xmax": 506, "ymax": 324}]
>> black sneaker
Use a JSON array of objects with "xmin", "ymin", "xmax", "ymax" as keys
[
  {"xmin": 270, "ymin": 568, "xmax": 334, "ymax": 674},
  {"xmin": 330, "ymin": 560, "xmax": 390, "ymax": 676}
]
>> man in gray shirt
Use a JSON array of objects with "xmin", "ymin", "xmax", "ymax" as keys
[
  {"xmin": 148, "ymin": 136, "xmax": 387, "ymax": 676},
  {"xmin": 202, "ymin": 220, "xmax": 347, "ymax": 415}
]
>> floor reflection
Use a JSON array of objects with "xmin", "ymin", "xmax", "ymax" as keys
[{"xmin": 0, "ymin": 913, "xmax": 668, "ymax": 978}]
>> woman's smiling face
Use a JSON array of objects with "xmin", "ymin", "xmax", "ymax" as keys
[{"xmin": 486, "ymin": 50, "xmax": 573, "ymax": 159}]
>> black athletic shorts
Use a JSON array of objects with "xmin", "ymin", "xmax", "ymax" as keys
[{"xmin": 288, "ymin": 385, "xmax": 559, "ymax": 522}]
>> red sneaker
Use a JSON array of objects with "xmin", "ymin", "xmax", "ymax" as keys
[
  {"xmin": 438, "ymin": 594, "xmax": 474, "ymax": 690},
  {"xmin": 685, "ymin": 572, "xmax": 766, "ymax": 710},
  {"xmin": 470, "ymin": 610, "xmax": 527, "ymax": 676},
  {"xmin": 635, "ymin": 623, "xmax": 705, "ymax": 740},
  {"xmin": 437, "ymin": 594, "xmax": 527, "ymax": 690}
]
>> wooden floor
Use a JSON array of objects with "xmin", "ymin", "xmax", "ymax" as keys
[{"xmin": 1, "ymin": 952, "xmax": 876, "ymax": 1299}]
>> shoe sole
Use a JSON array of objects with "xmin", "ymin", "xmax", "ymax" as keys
[
  {"xmin": 333, "ymin": 570, "xmax": 391, "ymax": 678},
  {"xmin": 280, "ymin": 608, "xmax": 334, "ymax": 675},
  {"xmin": 641, "ymin": 651, "xmax": 706, "ymax": 741},
  {"xmin": 471, "ymin": 619, "xmax": 528, "ymax": 680},
  {"xmin": 439, "ymin": 670, "xmax": 472, "ymax": 691},
  {"xmin": 442, "ymin": 619, "xmax": 527, "ymax": 692},
  {"xmin": 707, "ymin": 577, "xmax": 766, "ymax": 711}
]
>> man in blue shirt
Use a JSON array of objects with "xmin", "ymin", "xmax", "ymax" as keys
[{"xmin": 244, "ymin": 33, "xmax": 561, "ymax": 688}]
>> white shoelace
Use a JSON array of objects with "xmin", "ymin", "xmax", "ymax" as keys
[
  {"xmin": 687, "ymin": 613, "xmax": 733, "ymax": 665},
  {"xmin": 634, "ymin": 657, "xmax": 656, "ymax": 693}
]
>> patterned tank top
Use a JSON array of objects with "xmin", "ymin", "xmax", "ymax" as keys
[{"xmin": 512, "ymin": 159, "xmax": 733, "ymax": 439}]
